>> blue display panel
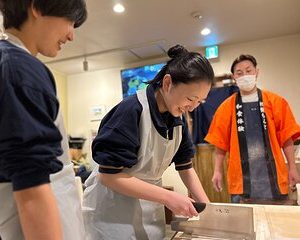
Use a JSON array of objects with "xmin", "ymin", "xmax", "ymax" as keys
[{"xmin": 121, "ymin": 63, "xmax": 165, "ymax": 98}]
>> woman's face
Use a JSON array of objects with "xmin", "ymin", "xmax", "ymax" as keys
[{"xmin": 160, "ymin": 75, "xmax": 211, "ymax": 117}]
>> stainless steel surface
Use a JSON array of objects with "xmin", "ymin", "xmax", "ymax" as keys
[{"xmin": 171, "ymin": 204, "xmax": 255, "ymax": 240}]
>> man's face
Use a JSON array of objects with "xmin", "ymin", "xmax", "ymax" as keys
[
  {"xmin": 233, "ymin": 60, "xmax": 258, "ymax": 79},
  {"xmin": 35, "ymin": 14, "xmax": 75, "ymax": 57}
]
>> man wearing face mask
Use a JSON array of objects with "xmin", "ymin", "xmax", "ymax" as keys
[{"xmin": 205, "ymin": 54, "xmax": 300, "ymax": 203}]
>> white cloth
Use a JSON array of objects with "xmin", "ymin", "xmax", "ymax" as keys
[
  {"xmin": 241, "ymin": 91, "xmax": 259, "ymax": 103},
  {"xmin": 0, "ymin": 34, "xmax": 85, "ymax": 240},
  {"xmin": 82, "ymin": 88, "xmax": 182, "ymax": 240},
  {"xmin": 0, "ymin": 111, "xmax": 85, "ymax": 240},
  {"xmin": 4, "ymin": 33, "xmax": 30, "ymax": 53}
]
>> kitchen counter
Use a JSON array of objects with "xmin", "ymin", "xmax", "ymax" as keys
[{"xmin": 172, "ymin": 204, "xmax": 300, "ymax": 239}]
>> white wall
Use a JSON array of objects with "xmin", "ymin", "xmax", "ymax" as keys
[
  {"xmin": 67, "ymin": 34, "xmax": 300, "ymax": 195},
  {"xmin": 67, "ymin": 68, "xmax": 122, "ymax": 168}
]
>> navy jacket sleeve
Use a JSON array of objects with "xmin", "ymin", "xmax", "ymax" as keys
[
  {"xmin": 92, "ymin": 96, "xmax": 142, "ymax": 173},
  {"xmin": 172, "ymin": 116, "xmax": 195, "ymax": 171},
  {"xmin": 191, "ymin": 85, "xmax": 239, "ymax": 144},
  {"xmin": 0, "ymin": 45, "xmax": 63, "ymax": 191}
]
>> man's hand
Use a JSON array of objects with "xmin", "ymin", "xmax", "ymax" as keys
[
  {"xmin": 289, "ymin": 167, "xmax": 300, "ymax": 191},
  {"xmin": 212, "ymin": 171, "xmax": 223, "ymax": 192}
]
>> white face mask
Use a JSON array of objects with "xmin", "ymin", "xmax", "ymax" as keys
[{"xmin": 235, "ymin": 75, "xmax": 257, "ymax": 92}]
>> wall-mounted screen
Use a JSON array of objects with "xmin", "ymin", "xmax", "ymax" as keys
[{"xmin": 121, "ymin": 62, "xmax": 165, "ymax": 98}]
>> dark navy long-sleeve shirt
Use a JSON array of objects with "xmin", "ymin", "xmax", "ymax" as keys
[
  {"xmin": 92, "ymin": 84, "xmax": 195, "ymax": 174},
  {"xmin": 192, "ymin": 85, "xmax": 239, "ymax": 144},
  {"xmin": 0, "ymin": 40, "xmax": 63, "ymax": 191}
]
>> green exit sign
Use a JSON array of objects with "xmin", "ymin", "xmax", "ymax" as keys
[{"xmin": 205, "ymin": 45, "xmax": 219, "ymax": 59}]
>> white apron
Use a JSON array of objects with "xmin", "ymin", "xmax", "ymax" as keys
[
  {"xmin": 83, "ymin": 89, "xmax": 182, "ymax": 240},
  {"xmin": 0, "ymin": 111, "xmax": 85, "ymax": 240},
  {"xmin": 0, "ymin": 35, "xmax": 85, "ymax": 239}
]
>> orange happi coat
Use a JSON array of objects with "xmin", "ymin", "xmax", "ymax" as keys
[{"xmin": 205, "ymin": 90, "xmax": 300, "ymax": 194}]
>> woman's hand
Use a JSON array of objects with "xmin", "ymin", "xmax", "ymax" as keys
[{"xmin": 163, "ymin": 191, "xmax": 198, "ymax": 218}]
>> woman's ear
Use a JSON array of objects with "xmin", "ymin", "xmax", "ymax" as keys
[
  {"xmin": 30, "ymin": 4, "xmax": 40, "ymax": 19},
  {"xmin": 161, "ymin": 74, "xmax": 172, "ymax": 92}
]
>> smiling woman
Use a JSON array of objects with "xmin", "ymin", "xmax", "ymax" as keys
[
  {"xmin": 82, "ymin": 44, "xmax": 214, "ymax": 240},
  {"xmin": 148, "ymin": 45, "xmax": 214, "ymax": 117}
]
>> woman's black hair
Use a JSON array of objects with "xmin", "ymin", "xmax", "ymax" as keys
[
  {"xmin": 0, "ymin": 0, "xmax": 87, "ymax": 30},
  {"xmin": 148, "ymin": 45, "xmax": 214, "ymax": 87}
]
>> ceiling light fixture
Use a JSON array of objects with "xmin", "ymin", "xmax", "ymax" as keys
[
  {"xmin": 191, "ymin": 11, "xmax": 203, "ymax": 20},
  {"xmin": 83, "ymin": 57, "xmax": 88, "ymax": 71},
  {"xmin": 113, "ymin": 3, "xmax": 125, "ymax": 13},
  {"xmin": 201, "ymin": 28, "xmax": 211, "ymax": 36}
]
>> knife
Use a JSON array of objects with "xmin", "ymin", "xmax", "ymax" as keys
[
  {"xmin": 192, "ymin": 202, "xmax": 206, "ymax": 213},
  {"xmin": 171, "ymin": 204, "xmax": 255, "ymax": 239}
]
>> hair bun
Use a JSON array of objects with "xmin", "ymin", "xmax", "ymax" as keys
[{"xmin": 167, "ymin": 44, "xmax": 189, "ymax": 59}]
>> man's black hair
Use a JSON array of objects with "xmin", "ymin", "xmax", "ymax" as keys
[{"xmin": 0, "ymin": 0, "xmax": 87, "ymax": 30}]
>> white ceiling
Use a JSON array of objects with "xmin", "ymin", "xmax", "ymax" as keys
[{"xmin": 40, "ymin": 0, "xmax": 300, "ymax": 75}]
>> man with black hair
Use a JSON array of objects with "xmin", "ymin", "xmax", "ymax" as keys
[
  {"xmin": 206, "ymin": 54, "xmax": 300, "ymax": 203},
  {"xmin": 0, "ymin": 0, "xmax": 87, "ymax": 239}
]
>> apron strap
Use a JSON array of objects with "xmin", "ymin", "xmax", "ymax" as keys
[{"xmin": 235, "ymin": 89, "xmax": 281, "ymax": 197}]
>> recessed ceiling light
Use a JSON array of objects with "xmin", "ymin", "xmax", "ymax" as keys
[
  {"xmin": 201, "ymin": 28, "xmax": 211, "ymax": 36},
  {"xmin": 113, "ymin": 3, "xmax": 125, "ymax": 13},
  {"xmin": 191, "ymin": 11, "xmax": 203, "ymax": 20}
]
